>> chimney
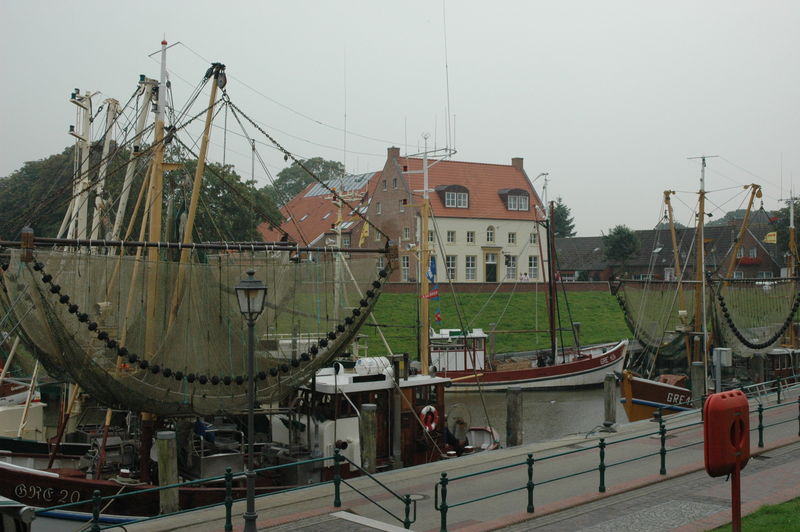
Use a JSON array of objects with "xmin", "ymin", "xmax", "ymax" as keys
[
  {"xmin": 511, "ymin": 157, "xmax": 524, "ymax": 171},
  {"xmin": 388, "ymin": 146, "xmax": 400, "ymax": 161}
]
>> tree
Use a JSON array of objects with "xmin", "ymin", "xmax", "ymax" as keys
[
  {"xmin": 603, "ymin": 225, "xmax": 640, "ymax": 270},
  {"xmin": 551, "ymin": 197, "xmax": 576, "ymax": 238},
  {"xmin": 265, "ymin": 157, "xmax": 345, "ymax": 205}
]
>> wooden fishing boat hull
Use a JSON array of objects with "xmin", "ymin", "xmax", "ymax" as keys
[
  {"xmin": 620, "ymin": 370, "xmax": 693, "ymax": 422},
  {"xmin": 0, "ymin": 460, "xmax": 284, "ymax": 523},
  {"xmin": 442, "ymin": 340, "xmax": 628, "ymax": 391}
]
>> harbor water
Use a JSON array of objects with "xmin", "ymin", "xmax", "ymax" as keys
[{"xmin": 447, "ymin": 386, "xmax": 628, "ymax": 445}]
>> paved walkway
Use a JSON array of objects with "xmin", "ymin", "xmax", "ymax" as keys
[{"xmin": 117, "ymin": 389, "xmax": 800, "ymax": 532}]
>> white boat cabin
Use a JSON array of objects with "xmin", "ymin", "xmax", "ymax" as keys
[{"xmin": 429, "ymin": 329, "xmax": 488, "ymax": 372}]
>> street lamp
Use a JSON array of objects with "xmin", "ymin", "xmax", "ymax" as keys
[{"xmin": 235, "ymin": 269, "xmax": 266, "ymax": 532}]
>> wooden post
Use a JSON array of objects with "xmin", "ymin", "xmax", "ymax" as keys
[
  {"xmin": 506, "ymin": 387, "xmax": 523, "ymax": 447},
  {"xmin": 156, "ymin": 430, "xmax": 179, "ymax": 514},
  {"xmin": 603, "ymin": 373, "xmax": 617, "ymax": 430},
  {"xmin": 691, "ymin": 361, "xmax": 705, "ymax": 408},
  {"xmin": 360, "ymin": 404, "xmax": 377, "ymax": 473}
]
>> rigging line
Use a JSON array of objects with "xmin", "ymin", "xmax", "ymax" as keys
[
  {"xmin": 176, "ymin": 42, "xmax": 405, "ymax": 148},
  {"xmin": 224, "ymin": 97, "xmax": 390, "ymax": 242},
  {"xmin": 173, "ymin": 136, "xmax": 289, "ymax": 240},
  {"xmin": 225, "ymin": 102, "xmax": 310, "ymax": 245},
  {"xmin": 719, "ymin": 155, "xmax": 781, "ymax": 189}
]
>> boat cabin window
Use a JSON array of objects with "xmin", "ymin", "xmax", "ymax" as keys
[{"xmin": 414, "ymin": 384, "xmax": 439, "ymax": 407}]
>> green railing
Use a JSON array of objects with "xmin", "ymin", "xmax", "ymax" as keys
[
  {"xmin": 434, "ymin": 390, "xmax": 800, "ymax": 532},
  {"xmin": 33, "ymin": 449, "xmax": 416, "ymax": 530}
]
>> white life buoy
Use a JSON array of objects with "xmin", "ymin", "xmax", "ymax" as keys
[{"xmin": 420, "ymin": 405, "xmax": 439, "ymax": 431}]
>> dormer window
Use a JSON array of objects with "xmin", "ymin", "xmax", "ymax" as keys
[
  {"xmin": 436, "ymin": 184, "xmax": 469, "ymax": 209},
  {"xmin": 499, "ymin": 188, "xmax": 529, "ymax": 211}
]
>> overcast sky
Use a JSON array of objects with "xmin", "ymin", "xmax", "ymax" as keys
[{"xmin": 1, "ymin": 1, "xmax": 798, "ymax": 236}]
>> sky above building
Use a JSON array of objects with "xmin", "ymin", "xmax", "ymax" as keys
[{"xmin": 1, "ymin": 1, "xmax": 798, "ymax": 236}]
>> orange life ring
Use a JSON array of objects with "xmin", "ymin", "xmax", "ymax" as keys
[{"xmin": 420, "ymin": 405, "xmax": 439, "ymax": 431}]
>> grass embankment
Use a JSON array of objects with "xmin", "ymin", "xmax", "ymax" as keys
[
  {"xmin": 712, "ymin": 497, "xmax": 800, "ymax": 531},
  {"xmin": 361, "ymin": 290, "xmax": 629, "ymax": 358}
]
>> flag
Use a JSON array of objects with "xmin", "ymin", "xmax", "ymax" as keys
[
  {"xmin": 358, "ymin": 222, "xmax": 369, "ymax": 247},
  {"xmin": 426, "ymin": 256, "xmax": 437, "ymax": 282},
  {"xmin": 422, "ymin": 288, "xmax": 440, "ymax": 299},
  {"xmin": 434, "ymin": 308, "xmax": 442, "ymax": 322},
  {"xmin": 763, "ymin": 231, "xmax": 777, "ymax": 244}
]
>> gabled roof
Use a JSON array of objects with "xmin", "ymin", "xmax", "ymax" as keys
[
  {"xmin": 555, "ymin": 236, "xmax": 607, "ymax": 271},
  {"xmin": 398, "ymin": 158, "xmax": 544, "ymax": 221},
  {"xmin": 258, "ymin": 171, "xmax": 381, "ymax": 244}
]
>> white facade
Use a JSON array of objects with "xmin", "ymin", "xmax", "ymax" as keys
[{"xmin": 419, "ymin": 215, "xmax": 548, "ymax": 283}]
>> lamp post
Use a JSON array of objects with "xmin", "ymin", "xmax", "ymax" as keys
[{"xmin": 235, "ymin": 269, "xmax": 266, "ymax": 532}]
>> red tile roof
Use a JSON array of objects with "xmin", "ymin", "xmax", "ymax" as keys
[
  {"xmin": 398, "ymin": 158, "xmax": 544, "ymax": 220},
  {"xmin": 258, "ymin": 171, "xmax": 381, "ymax": 244}
]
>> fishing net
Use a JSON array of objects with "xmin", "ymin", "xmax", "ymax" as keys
[
  {"xmin": 713, "ymin": 277, "xmax": 799, "ymax": 357},
  {"xmin": 0, "ymin": 245, "xmax": 393, "ymax": 415}
]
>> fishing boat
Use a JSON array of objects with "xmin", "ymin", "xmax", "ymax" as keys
[
  {"xmin": 426, "ymin": 198, "xmax": 627, "ymax": 391},
  {"xmin": 0, "ymin": 40, "xmax": 395, "ymax": 520},
  {"xmin": 613, "ymin": 160, "xmax": 799, "ymax": 421}
]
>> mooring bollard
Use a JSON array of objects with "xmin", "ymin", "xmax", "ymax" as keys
[
  {"xmin": 333, "ymin": 449, "xmax": 342, "ymax": 508},
  {"xmin": 526, "ymin": 453, "xmax": 535, "ymax": 513},
  {"xmin": 91, "ymin": 489, "xmax": 102, "ymax": 532},
  {"xmin": 403, "ymin": 494, "xmax": 412, "ymax": 529},
  {"xmin": 224, "ymin": 467, "xmax": 233, "ymax": 532},
  {"xmin": 506, "ymin": 387, "xmax": 523, "ymax": 447},
  {"xmin": 659, "ymin": 416, "xmax": 667, "ymax": 475},
  {"xmin": 598, "ymin": 439, "xmax": 606, "ymax": 493},
  {"xmin": 603, "ymin": 373, "xmax": 617, "ymax": 430},
  {"xmin": 758, "ymin": 404, "xmax": 764, "ymax": 448},
  {"xmin": 435, "ymin": 472, "xmax": 449, "ymax": 532}
]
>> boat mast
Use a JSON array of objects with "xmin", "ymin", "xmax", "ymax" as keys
[
  {"xmin": 90, "ymin": 98, "xmax": 120, "ymax": 242},
  {"xmin": 789, "ymin": 194, "xmax": 797, "ymax": 347},
  {"xmin": 144, "ymin": 40, "xmax": 169, "ymax": 359},
  {"xmin": 420, "ymin": 135, "xmax": 431, "ymax": 375},
  {"xmin": 664, "ymin": 190, "xmax": 692, "ymax": 359},
  {"xmin": 547, "ymin": 201, "xmax": 558, "ymax": 361},
  {"xmin": 723, "ymin": 184, "xmax": 762, "ymax": 279}
]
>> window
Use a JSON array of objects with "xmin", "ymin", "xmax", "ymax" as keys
[
  {"xmin": 428, "ymin": 230, "xmax": 434, "ymax": 243},
  {"xmin": 342, "ymin": 235, "xmax": 351, "ymax": 247},
  {"xmin": 505, "ymin": 255, "xmax": 517, "ymax": 279},
  {"xmin": 401, "ymin": 256, "xmax": 410, "ymax": 281},
  {"xmin": 392, "ymin": 177, "xmax": 398, "ymax": 189},
  {"xmin": 749, "ymin": 248, "xmax": 757, "ymax": 258},
  {"xmin": 445, "ymin": 191, "xmax": 469, "ymax": 208},
  {"xmin": 529, "ymin": 232, "xmax": 538, "ymax": 244},
  {"xmin": 466, "ymin": 231, "xmax": 475, "ymax": 244},
  {"xmin": 633, "ymin": 273, "xmax": 654, "ymax": 281},
  {"xmin": 508, "ymin": 232, "xmax": 516, "ymax": 245},
  {"xmin": 733, "ymin": 271, "xmax": 744, "ymax": 279},
  {"xmin": 736, "ymin": 247, "xmax": 744, "ymax": 258},
  {"xmin": 447, "ymin": 230, "xmax": 456, "ymax": 243},
  {"xmin": 507, "ymin": 195, "xmax": 529, "ymax": 211},
  {"xmin": 300, "ymin": 214, "xmax": 309, "ymax": 221},
  {"xmin": 322, "ymin": 212, "xmax": 331, "ymax": 220},
  {"xmin": 376, "ymin": 202, "xmax": 382, "ymax": 215},
  {"xmin": 382, "ymin": 179, "xmax": 387, "ymax": 191},
  {"xmin": 486, "ymin": 226, "xmax": 495, "ymax": 243},
  {"xmin": 528, "ymin": 256, "xmax": 539, "ymax": 279},
  {"xmin": 664, "ymin": 267, "xmax": 675, "ymax": 281},
  {"xmin": 402, "ymin": 227, "xmax": 410, "ymax": 240},
  {"xmin": 399, "ymin": 199, "xmax": 406, "ymax": 213},
  {"xmin": 465, "ymin": 256, "xmax": 476, "ymax": 280},
  {"xmin": 445, "ymin": 255, "xmax": 457, "ymax": 280},
  {"xmin": 377, "ymin": 256, "xmax": 385, "ymax": 272},
  {"xmin": 374, "ymin": 229, "xmax": 381, "ymax": 242},
  {"xmin": 757, "ymin": 271, "xmax": 773, "ymax": 279}
]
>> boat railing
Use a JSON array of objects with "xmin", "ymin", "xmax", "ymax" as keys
[
  {"xmin": 433, "ymin": 389, "xmax": 800, "ymax": 532},
  {"xmin": 32, "ymin": 448, "xmax": 417, "ymax": 531}
]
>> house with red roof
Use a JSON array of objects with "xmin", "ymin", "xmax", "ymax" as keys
[{"xmin": 260, "ymin": 147, "xmax": 547, "ymax": 285}]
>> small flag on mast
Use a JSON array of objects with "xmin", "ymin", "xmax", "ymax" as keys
[{"xmin": 763, "ymin": 231, "xmax": 777, "ymax": 244}]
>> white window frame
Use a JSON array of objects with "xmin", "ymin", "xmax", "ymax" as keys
[
  {"xmin": 508, "ymin": 232, "xmax": 516, "ymax": 245},
  {"xmin": 505, "ymin": 255, "xmax": 517, "ymax": 280},
  {"xmin": 428, "ymin": 230, "xmax": 434, "ymax": 243},
  {"xmin": 376, "ymin": 202, "xmax": 382, "ymax": 215},
  {"xmin": 466, "ymin": 231, "xmax": 475, "ymax": 244},
  {"xmin": 528, "ymin": 256, "xmax": 539, "ymax": 279},
  {"xmin": 733, "ymin": 271, "xmax": 744, "ymax": 279},
  {"xmin": 445, "ymin": 255, "xmax": 457, "ymax": 280},
  {"xmin": 445, "ymin": 191, "xmax": 468, "ymax": 208},
  {"xmin": 486, "ymin": 226, "xmax": 495, "ymax": 243},
  {"xmin": 399, "ymin": 199, "xmax": 405, "ymax": 213},
  {"xmin": 447, "ymin": 230, "xmax": 456, "ymax": 243},
  {"xmin": 465, "ymin": 255, "xmax": 476, "ymax": 280},
  {"xmin": 529, "ymin": 232, "xmax": 537, "ymax": 244},
  {"xmin": 749, "ymin": 247, "xmax": 757, "ymax": 258},
  {"xmin": 402, "ymin": 227, "xmax": 410, "ymax": 240}
]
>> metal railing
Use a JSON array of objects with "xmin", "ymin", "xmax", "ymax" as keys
[
  {"xmin": 33, "ymin": 449, "xmax": 416, "ymax": 530},
  {"xmin": 434, "ymin": 389, "xmax": 800, "ymax": 532}
]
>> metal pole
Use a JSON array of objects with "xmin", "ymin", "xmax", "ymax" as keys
[
  {"xmin": 243, "ymin": 317, "xmax": 257, "ymax": 532},
  {"xmin": 598, "ymin": 439, "xmax": 606, "ymax": 493},
  {"xmin": 526, "ymin": 453, "xmax": 535, "ymax": 513},
  {"xmin": 659, "ymin": 416, "xmax": 667, "ymax": 475},
  {"xmin": 224, "ymin": 467, "xmax": 233, "ymax": 532},
  {"xmin": 757, "ymin": 404, "xmax": 764, "ymax": 448}
]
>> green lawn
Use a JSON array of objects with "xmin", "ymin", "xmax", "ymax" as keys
[
  {"xmin": 712, "ymin": 497, "xmax": 800, "ymax": 531},
  {"xmin": 361, "ymin": 289, "xmax": 629, "ymax": 358}
]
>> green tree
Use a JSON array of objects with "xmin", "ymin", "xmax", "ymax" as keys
[
  {"xmin": 603, "ymin": 225, "xmax": 640, "ymax": 270},
  {"xmin": 265, "ymin": 157, "xmax": 344, "ymax": 205},
  {"xmin": 551, "ymin": 197, "xmax": 576, "ymax": 238}
]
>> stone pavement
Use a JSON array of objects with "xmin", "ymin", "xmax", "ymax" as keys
[{"xmin": 117, "ymin": 389, "xmax": 799, "ymax": 532}]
